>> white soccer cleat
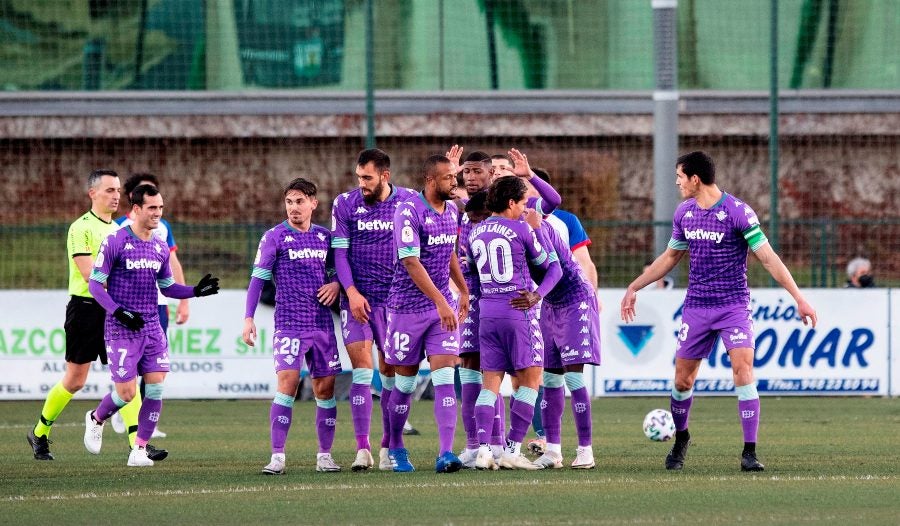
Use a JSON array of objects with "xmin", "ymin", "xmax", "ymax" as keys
[
  {"xmin": 475, "ymin": 447, "xmax": 498, "ymax": 471},
  {"xmin": 151, "ymin": 427, "xmax": 167, "ymax": 438},
  {"xmin": 351, "ymin": 449, "xmax": 374, "ymax": 472},
  {"xmin": 458, "ymin": 448, "xmax": 478, "ymax": 469},
  {"xmin": 571, "ymin": 446, "xmax": 596, "ymax": 469},
  {"xmin": 262, "ymin": 453, "xmax": 285, "ymax": 475},
  {"xmin": 378, "ymin": 447, "xmax": 393, "ymax": 471},
  {"xmin": 83, "ymin": 410, "xmax": 104, "ymax": 454},
  {"xmin": 532, "ymin": 450, "xmax": 564, "ymax": 469},
  {"xmin": 316, "ymin": 453, "xmax": 342, "ymax": 472},
  {"xmin": 499, "ymin": 452, "xmax": 541, "ymax": 471},
  {"xmin": 127, "ymin": 446, "xmax": 154, "ymax": 467},
  {"xmin": 111, "ymin": 412, "xmax": 126, "ymax": 434}
]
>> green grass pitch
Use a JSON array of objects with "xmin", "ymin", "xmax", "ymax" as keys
[{"xmin": 2, "ymin": 397, "xmax": 898, "ymax": 525}]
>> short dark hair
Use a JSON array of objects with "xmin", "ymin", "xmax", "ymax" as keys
[
  {"xmin": 87, "ymin": 169, "xmax": 118, "ymax": 190},
  {"xmin": 357, "ymin": 148, "xmax": 391, "ymax": 173},
  {"xmin": 464, "ymin": 190, "xmax": 489, "ymax": 214},
  {"xmin": 463, "ymin": 151, "xmax": 491, "ymax": 164},
  {"xmin": 677, "ymin": 151, "xmax": 716, "ymax": 185},
  {"xmin": 486, "ymin": 176, "xmax": 527, "ymax": 213},
  {"xmin": 531, "ymin": 167, "xmax": 551, "ymax": 183},
  {"xmin": 423, "ymin": 154, "xmax": 451, "ymax": 181},
  {"xmin": 284, "ymin": 177, "xmax": 317, "ymax": 197},
  {"xmin": 124, "ymin": 173, "xmax": 160, "ymax": 204},
  {"xmin": 131, "ymin": 184, "xmax": 160, "ymax": 206}
]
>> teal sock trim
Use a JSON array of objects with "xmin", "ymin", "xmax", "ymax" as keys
[
  {"xmin": 111, "ymin": 391, "xmax": 127, "ymax": 407},
  {"xmin": 543, "ymin": 371, "xmax": 565, "ymax": 388},
  {"xmin": 273, "ymin": 392, "xmax": 295, "ymax": 407},
  {"xmin": 735, "ymin": 382, "xmax": 759, "ymax": 401},
  {"xmin": 143, "ymin": 383, "xmax": 164, "ymax": 400},
  {"xmin": 395, "ymin": 374, "xmax": 417, "ymax": 394},
  {"xmin": 564, "ymin": 371, "xmax": 585, "ymax": 391},
  {"xmin": 315, "ymin": 397, "xmax": 337, "ymax": 409},
  {"xmin": 475, "ymin": 389, "xmax": 497, "ymax": 407},
  {"xmin": 352, "ymin": 368, "xmax": 374, "ymax": 385},
  {"xmin": 671, "ymin": 387, "xmax": 694, "ymax": 401},
  {"xmin": 514, "ymin": 386, "xmax": 538, "ymax": 406},
  {"xmin": 459, "ymin": 367, "xmax": 483, "ymax": 384},
  {"xmin": 431, "ymin": 367, "xmax": 455, "ymax": 386},
  {"xmin": 380, "ymin": 374, "xmax": 396, "ymax": 391}
]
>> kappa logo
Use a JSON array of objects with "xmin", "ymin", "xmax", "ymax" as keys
[
  {"xmin": 579, "ymin": 302, "xmax": 588, "ymax": 310},
  {"xmin": 735, "ymin": 199, "xmax": 744, "ymax": 206},
  {"xmin": 684, "ymin": 210, "xmax": 693, "ymax": 218},
  {"xmin": 355, "ymin": 206, "xmax": 368, "ymax": 214},
  {"xmin": 401, "ymin": 208, "xmax": 413, "ymax": 218},
  {"xmin": 425, "ymin": 216, "xmax": 434, "ymax": 225},
  {"xmin": 154, "ymin": 244, "xmax": 162, "ymax": 253},
  {"xmin": 684, "ymin": 228, "xmax": 725, "ymax": 243},
  {"xmin": 284, "ymin": 236, "xmax": 295, "ymax": 242},
  {"xmin": 580, "ymin": 338, "xmax": 590, "ymax": 346},
  {"xmin": 582, "ymin": 351, "xmax": 592, "ymax": 359},
  {"xmin": 463, "ymin": 328, "xmax": 473, "ymax": 336},
  {"xmin": 532, "ymin": 352, "xmax": 542, "ymax": 363},
  {"xmin": 579, "ymin": 314, "xmax": 589, "ymax": 321},
  {"xmin": 579, "ymin": 326, "xmax": 589, "ymax": 334},
  {"xmin": 716, "ymin": 210, "xmax": 727, "ymax": 221},
  {"xmin": 277, "ymin": 415, "xmax": 290, "ymax": 424},
  {"xmin": 532, "ymin": 330, "xmax": 541, "ymax": 338},
  {"xmin": 462, "ymin": 341, "xmax": 474, "ymax": 349},
  {"xmin": 124, "ymin": 243, "xmax": 134, "ymax": 250}
]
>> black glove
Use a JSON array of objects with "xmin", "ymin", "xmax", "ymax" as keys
[
  {"xmin": 193, "ymin": 273, "xmax": 220, "ymax": 297},
  {"xmin": 113, "ymin": 307, "xmax": 145, "ymax": 331}
]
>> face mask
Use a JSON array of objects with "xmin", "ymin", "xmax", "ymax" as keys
[{"xmin": 858, "ymin": 274, "xmax": 874, "ymax": 288}]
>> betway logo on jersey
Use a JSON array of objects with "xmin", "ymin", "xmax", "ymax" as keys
[
  {"xmin": 427, "ymin": 233, "xmax": 457, "ymax": 246},
  {"xmin": 126, "ymin": 258, "xmax": 162, "ymax": 271},
  {"xmin": 356, "ymin": 219, "xmax": 393, "ymax": 231},
  {"xmin": 288, "ymin": 248, "xmax": 327, "ymax": 260},
  {"xmin": 683, "ymin": 228, "xmax": 725, "ymax": 243}
]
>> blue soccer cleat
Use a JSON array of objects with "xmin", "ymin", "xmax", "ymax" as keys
[
  {"xmin": 390, "ymin": 447, "xmax": 415, "ymax": 472},
  {"xmin": 435, "ymin": 451, "xmax": 463, "ymax": 473}
]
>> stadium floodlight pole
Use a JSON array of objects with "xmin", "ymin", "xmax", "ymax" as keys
[
  {"xmin": 365, "ymin": 0, "xmax": 376, "ymax": 148},
  {"xmin": 652, "ymin": 0, "xmax": 680, "ymax": 278}
]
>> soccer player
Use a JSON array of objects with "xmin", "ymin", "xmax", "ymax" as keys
[
  {"xmin": 27, "ymin": 169, "xmax": 120, "ymax": 461},
  {"xmin": 243, "ymin": 178, "xmax": 343, "ymax": 475},
  {"xmin": 620, "ymin": 151, "xmax": 817, "ymax": 471},
  {"xmin": 526, "ymin": 209, "xmax": 601, "ymax": 470},
  {"xmin": 468, "ymin": 176, "xmax": 561, "ymax": 470},
  {"xmin": 383, "ymin": 154, "xmax": 470, "ymax": 473},
  {"xmin": 331, "ymin": 148, "xmax": 418, "ymax": 471},
  {"xmin": 83, "ymin": 184, "xmax": 219, "ymax": 467}
]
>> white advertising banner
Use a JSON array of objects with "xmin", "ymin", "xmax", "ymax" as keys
[
  {"xmin": 891, "ymin": 290, "xmax": 898, "ymax": 396},
  {"xmin": 596, "ymin": 288, "xmax": 890, "ymax": 396}
]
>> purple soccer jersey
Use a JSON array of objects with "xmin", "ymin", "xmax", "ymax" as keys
[
  {"xmin": 251, "ymin": 222, "xmax": 335, "ymax": 332},
  {"xmin": 457, "ymin": 207, "xmax": 481, "ymax": 300},
  {"xmin": 538, "ymin": 222, "xmax": 595, "ymax": 306},
  {"xmin": 331, "ymin": 185, "xmax": 418, "ymax": 307},
  {"xmin": 670, "ymin": 192, "xmax": 768, "ymax": 308},
  {"xmin": 388, "ymin": 193, "xmax": 459, "ymax": 313},
  {"xmin": 90, "ymin": 227, "xmax": 173, "ymax": 340}
]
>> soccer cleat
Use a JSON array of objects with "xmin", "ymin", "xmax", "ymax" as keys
[
  {"xmin": 83, "ymin": 410, "xmax": 104, "ymax": 455},
  {"xmin": 351, "ymin": 449, "xmax": 374, "ymax": 472},
  {"xmin": 741, "ymin": 451, "xmax": 765, "ymax": 472},
  {"xmin": 151, "ymin": 427, "xmax": 168, "ymax": 439},
  {"xmin": 499, "ymin": 452, "xmax": 541, "ymax": 471},
  {"xmin": 145, "ymin": 444, "xmax": 168, "ymax": 461},
  {"xmin": 571, "ymin": 446, "xmax": 596, "ymax": 469},
  {"xmin": 475, "ymin": 447, "xmax": 498, "ymax": 471},
  {"xmin": 527, "ymin": 436, "xmax": 547, "ymax": 456},
  {"xmin": 532, "ymin": 451, "xmax": 564, "ymax": 469},
  {"xmin": 316, "ymin": 453, "xmax": 342, "ymax": 472},
  {"xmin": 378, "ymin": 447, "xmax": 393, "ymax": 471},
  {"xmin": 111, "ymin": 412, "xmax": 126, "ymax": 434},
  {"xmin": 458, "ymin": 448, "xmax": 478, "ymax": 469},
  {"xmin": 389, "ymin": 447, "xmax": 415, "ymax": 472},
  {"xmin": 27, "ymin": 429, "xmax": 54, "ymax": 460},
  {"xmin": 262, "ymin": 453, "xmax": 285, "ymax": 475},
  {"xmin": 127, "ymin": 446, "xmax": 154, "ymax": 467},
  {"xmin": 402, "ymin": 421, "xmax": 420, "ymax": 436},
  {"xmin": 665, "ymin": 439, "xmax": 691, "ymax": 470},
  {"xmin": 434, "ymin": 451, "xmax": 463, "ymax": 473}
]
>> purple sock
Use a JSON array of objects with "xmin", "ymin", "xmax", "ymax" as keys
[
  {"xmin": 460, "ymin": 382, "xmax": 481, "ymax": 448},
  {"xmin": 433, "ymin": 384, "xmax": 457, "ymax": 454},
  {"xmin": 738, "ymin": 398, "xmax": 760, "ymax": 443},
  {"xmin": 270, "ymin": 402, "xmax": 293, "ymax": 454},
  {"xmin": 94, "ymin": 393, "xmax": 122, "ymax": 422},
  {"xmin": 671, "ymin": 394, "xmax": 694, "ymax": 431},
  {"xmin": 542, "ymin": 386, "xmax": 565, "ymax": 444},
  {"xmin": 508, "ymin": 397, "xmax": 535, "ymax": 444},
  {"xmin": 380, "ymin": 387, "xmax": 392, "ymax": 448},
  {"xmin": 388, "ymin": 388, "xmax": 413, "ymax": 449},
  {"xmin": 349, "ymin": 383, "xmax": 372, "ymax": 450},
  {"xmin": 570, "ymin": 387, "xmax": 593, "ymax": 447},
  {"xmin": 136, "ymin": 397, "xmax": 162, "ymax": 445},
  {"xmin": 491, "ymin": 394, "xmax": 506, "ymax": 446},
  {"xmin": 474, "ymin": 402, "xmax": 495, "ymax": 445},
  {"xmin": 316, "ymin": 405, "xmax": 337, "ymax": 454}
]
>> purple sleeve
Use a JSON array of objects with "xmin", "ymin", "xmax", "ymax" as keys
[
  {"xmin": 529, "ymin": 175, "xmax": 561, "ymax": 215},
  {"xmin": 334, "ymin": 248, "xmax": 355, "ymax": 289},
  {"xmin": 88, "ymin": 279, "xmax": 120, "ymax": 314},
  {"xmin": 534, "ymin": 260, "xmax": 562, "ymax": 298},
  {"xmin": 524, "ymin": 224, "xmax": 560, "ymax": 297},
  {"xmin": 244, "ymin": 276, "xmax": 265, "ymax": 318},
  {"xmin": 160, "ymin": 282, "xmax": 195, "ymax": 299}
]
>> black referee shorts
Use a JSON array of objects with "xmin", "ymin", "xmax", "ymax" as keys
[{"xmin": 64, "ymin": 296, "xmax": 108, "ymax": 365}]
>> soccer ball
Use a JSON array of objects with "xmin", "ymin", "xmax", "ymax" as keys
[{"xmin": 643, "ymin": 409, "xmax": 676, "ymax": 442}]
